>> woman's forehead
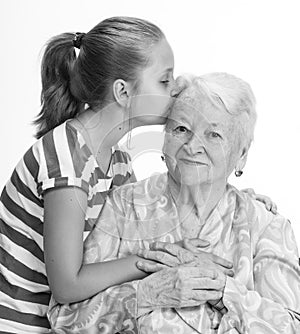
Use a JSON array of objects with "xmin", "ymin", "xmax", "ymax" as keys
[{"xmin": 168, "ymin": 95, "xmax": 231, "ymax": 126}]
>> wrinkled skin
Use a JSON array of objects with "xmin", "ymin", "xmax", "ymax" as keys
[
  {"xmin": 137, "ymin": 239, "xmax": 234, "ymax": 277},
  {"xmin": 137, "ymin": 265, "xmax": 226, "ymax": 310},
  {"xmin": 136, "ymin": 239, "xmax": 231, "ymax": 310}
]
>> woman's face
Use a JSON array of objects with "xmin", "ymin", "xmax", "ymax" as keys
[
  {"xmin": 131, "ymin": 38, "xmax": 175, "ymax": 126},
  {"xmin": 163, "ymin": 94, "xmax": 239, "ymax": 187}
]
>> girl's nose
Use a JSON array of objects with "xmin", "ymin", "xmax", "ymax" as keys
[{"xmin": 170, "ymin": 76, "xmax": 187, "ymax": 97}]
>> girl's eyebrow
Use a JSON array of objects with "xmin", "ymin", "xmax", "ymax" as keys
[{"xmin": 161, "ymin": 67, "xmax": 173, "ymax": 75}]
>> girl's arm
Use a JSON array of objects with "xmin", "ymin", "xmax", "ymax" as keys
[
  {"xmin": 242, "ymin": 188, "xmax": 277, "ymax": 214},
  {"xmin": 44, "ymin": 186, "xmax": 147, "ymax": 304}
]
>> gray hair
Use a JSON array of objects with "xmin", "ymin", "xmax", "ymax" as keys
[{"xmin": 177, "ymin": 72, "xmax": 257, "ymax": 148}]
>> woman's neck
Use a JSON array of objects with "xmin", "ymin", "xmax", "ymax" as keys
[{"xmin": 167, "ymin": 173, "xmax": 226, "ymax": 224}]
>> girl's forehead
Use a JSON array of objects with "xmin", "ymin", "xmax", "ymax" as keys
[{"xmin": 148, "ymin": 38, "xmax": 174, "ymax": 71}]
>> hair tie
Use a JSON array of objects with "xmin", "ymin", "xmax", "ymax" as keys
[{"xmin": 73, "ymin": 32, "xmax": 86, "ymax": 49}]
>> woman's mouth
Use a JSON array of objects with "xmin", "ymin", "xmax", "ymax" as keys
[{"xmin": 180, "ymin": 158, "xmax": 207, "ymax": 166}]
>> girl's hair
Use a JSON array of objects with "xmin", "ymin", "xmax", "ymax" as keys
[{"xmin": 34, "ymin": 17, "xmax": 164, "ymax": 138}]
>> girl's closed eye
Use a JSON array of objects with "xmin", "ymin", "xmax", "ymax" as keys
[
  {"xmin": 161, "ymin": 79, "xmax": 170, "ymax": 86},
  {"xmin": 160, "ymin": 73, "xmax": 174, "ymax": 86}
]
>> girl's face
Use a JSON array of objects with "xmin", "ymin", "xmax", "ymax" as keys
[{"xmin": 131, "ymin": 38, "xmax": 175, "ymax": 126}]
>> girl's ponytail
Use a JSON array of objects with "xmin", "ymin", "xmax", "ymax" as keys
[
  {"xmin": 34, "ymin": 33, "xmax": 84, "ymax": 139},
  {"xmin": 34, "ymin": 17, "xmax": 165, "ymax": 139}
]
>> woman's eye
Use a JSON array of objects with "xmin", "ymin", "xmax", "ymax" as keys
[
  {"xmin": 161, "ymin": 80, "xmax": 170, "ymax": 86},
  {"xmin": 174, "ymin": 126, "xmax": 188, "ymax": 134},
  {"xmin": 209, "ymin": 131, "xmax": 222, "ymax": 139}
]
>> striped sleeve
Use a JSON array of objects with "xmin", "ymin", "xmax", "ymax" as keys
[
  {"xmin": 0, "ymin": 149, "xmax": 51, "ymax": 331},
  {"xmin": 36, "ymin": 122, "xmax": 94, "ymax": 196},
  {"xmin": 111, "ymin": 148, "xmax": 134, "ymax": 187}
]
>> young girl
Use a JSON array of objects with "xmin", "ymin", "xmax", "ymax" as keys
[
  {"xmin": 0, "ymin": 16, "xmax": 177, "ymax": 333},
  {"xmin": 0, "ymin": 16, "xmax": 275, "ymax": 333}
]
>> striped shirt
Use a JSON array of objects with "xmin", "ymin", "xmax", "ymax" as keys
[{"xmin": 0, "ymin": 120, "xmax": 133, "ymax": 333}]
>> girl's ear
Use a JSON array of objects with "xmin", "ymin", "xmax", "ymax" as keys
[{"xmin": 113, "ymin": 79, "xmax": 131, "ymax": 107}]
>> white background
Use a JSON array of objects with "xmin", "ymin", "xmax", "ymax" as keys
[{"xmin": 1, "ymin": 0, "xmax": 300, "ymax": 247}]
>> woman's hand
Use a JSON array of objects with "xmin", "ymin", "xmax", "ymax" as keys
[
  {"xmin": 137, "ymin": 265, "xmax": 226, "ymax": 309},
  {"xmin": 136, "ymin": 239, "xmax": 234, "ymax": 277},
  {"xmin": 242, "ymin": 188, "xmax": 277, "ymax": 214}
]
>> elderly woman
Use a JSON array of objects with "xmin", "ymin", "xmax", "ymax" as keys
[{"xmin": 48, "ymin": 73, "xmax": 300, "ymax": 333}]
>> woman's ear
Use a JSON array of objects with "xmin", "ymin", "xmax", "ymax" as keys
[
  {"xmin": 113, "ymin": 79, "xmax": 131, "ymax": 107},
  {"xmin": 235, "ymin": 146, "xmax": 249, "ymax": 172}
]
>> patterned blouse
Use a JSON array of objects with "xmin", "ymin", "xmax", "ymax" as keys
[
  {"xmin": 0, "ymin": 120, "xmax": 134, "ymax": 333},
  {"xmin": 48, "ymin": 173, "xmax": 300, "ymax": 333}
]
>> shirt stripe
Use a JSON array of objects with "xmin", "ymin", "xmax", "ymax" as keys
[
  {"xmin": 0, "ymin": 218, "xmax": 43, "ymax": 263},
  {"xmin": 23, "ymin": 147, "xmax": 39, "ymax": 184},
  {"xmin": 0, "ymin": 277, "xmax": 50, "ymax": 309},
  {"xmin": 42, "ymin": 131, "xmax": 61, "ymax": 179},
  {"xmin": 10, "ymin": 169, "xmax": 42, "ymax": 208},
  {"xmin": 1, "ymin": 188, "xmax": 43, "ymax": 236},
  {"xmin": 0, "ymin": 305, "xmax": 50, "ymax": 329},
  {"xmin": 0, "ymin": 263, "xmax": 48, "ymax": 293}
]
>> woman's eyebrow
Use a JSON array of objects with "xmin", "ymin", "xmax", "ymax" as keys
[
  {"xmin": 175, "ymin": 116, "xmax": 191, "ymax": 125},
  {"xmin": 210, "ymin": 122, "xmax": 224, "ymax": 129}
]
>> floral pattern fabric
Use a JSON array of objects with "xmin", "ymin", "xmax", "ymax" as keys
[{"xmin": 48, "ymin": 173, "xmax": 300, "ymax": 333}]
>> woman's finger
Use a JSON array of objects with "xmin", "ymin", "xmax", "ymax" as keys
[
  {"xmin": 151, "ymin": 241, "xmax": 194, "ymax": 263},
  {"xmin": 137, "ymin": 249, "xmax": 180, "ymax": 267},
  {"xmin": 191, "ymin": 290, "xmax": 223, "ymax": 303},
  {"xmin": 186, "ymin": 277, "xmax": 225, "ymax": 291},
  {"xmin": 209, "ymin": 253, "xmax": 233, "ymax": 269},
  {"xmin": 136, "ymin": 260, "xmax": 166, "ymax": 273},
  {"xmin": 183, "ymin": 238, "xmax": 210, "ymax": 250},
  {"xmin": 183, "ymin": 266, "xmax": 218, "ymax": 280}
]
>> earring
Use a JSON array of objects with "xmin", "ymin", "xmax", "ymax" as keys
[{"xmin": 235, "ymin": 170, "xmax": 243, "ymax": 177}]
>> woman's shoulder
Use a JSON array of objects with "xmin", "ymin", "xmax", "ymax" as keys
[{"xmin": 227, "ymin": 184, "xmax": 289, "ymax": 235}]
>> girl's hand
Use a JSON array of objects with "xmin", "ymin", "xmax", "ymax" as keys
[
  {"xmin": 137, "ymin": 265, "xmax": 226, "ymax": 309},
  {"xmin": 136, "ymin": 240, "xmax": 234, "ymax": 277},
  {"xmin": 242, "ymin": 188, "xmax": 277, "ymax": 214}
]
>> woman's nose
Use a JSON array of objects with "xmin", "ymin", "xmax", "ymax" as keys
[{"xmin": 185, "ymin": 135, "xmax": 205, "ymax": 155}]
